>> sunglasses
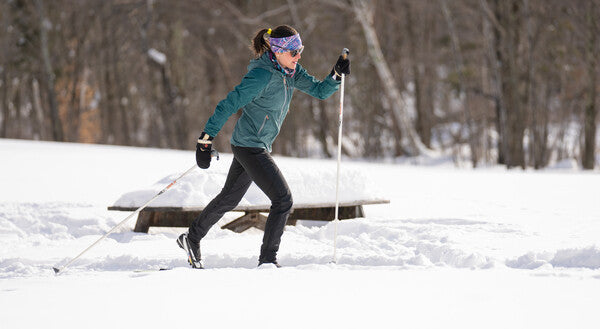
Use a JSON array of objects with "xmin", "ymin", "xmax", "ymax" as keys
[
  {"xmin": 289, "ymin": 46, "xmax": 304, "ymax": 57},
  {"xmin": 273, "ymin": 45, "xmax": 304, "ymax": 57}
]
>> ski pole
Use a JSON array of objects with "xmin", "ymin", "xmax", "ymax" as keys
[
  {"xmin": 53, "ymin": 150, "xmax": 218, "ymax": 275},
  {"xmin": 333, "ymin": 48, "xmax": 349, "ymax": 263}
]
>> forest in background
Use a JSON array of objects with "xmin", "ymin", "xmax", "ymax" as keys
[{"xmin": 0, "ymin": 0, "xmax": 598, "ymax": 169}]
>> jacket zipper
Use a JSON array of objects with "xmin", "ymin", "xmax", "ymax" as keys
[
  {"xmin": 258, "ymin": 115, "xmax": 269, "ymax": 134},
  {"xmin": 259, "ymin": 77, "xmax": 288, "ymax": 135},
  {"xmin": 279, "ymin": 77, "xmax": 288, "ymax": 124}
]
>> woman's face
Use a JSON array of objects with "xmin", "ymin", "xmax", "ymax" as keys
[{"xmin": 275, "ymin": 50, "xmax": 301, "ymax": 70}]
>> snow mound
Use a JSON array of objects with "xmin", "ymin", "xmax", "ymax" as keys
[
  {"xmin": 0, "ymin": 202, "xmax": 118, "ymax": 240},
  {"xmin": 0, "ymin": 258, "xmax": 49, "ymax": 278},
  {"xmin": 506, "ymin": 246, "xmax": 600, "ymax": 270},
  {"xmin": 281, "ymin": 219, "xmax": 495, "ymax": 269}
]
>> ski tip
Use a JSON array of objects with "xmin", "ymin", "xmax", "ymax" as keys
[{"xmin": 53, "ymin": 267, "xmax": 61, "ymax": 274}]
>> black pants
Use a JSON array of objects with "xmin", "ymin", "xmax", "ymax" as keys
[{"xmin": 188, "ymin": 145, "xmax": 293, "ymax": 263}]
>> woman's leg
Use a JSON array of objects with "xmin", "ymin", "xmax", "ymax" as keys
[
  {"xmin": 231, "ymin": 145, "xmax": 293, "ymax": 263},
  {"xmin": 188, "ymin": 156, "xmax": 252, "ymax": 244}
]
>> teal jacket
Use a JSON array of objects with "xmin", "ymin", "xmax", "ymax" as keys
[{"xmin": 204, "ymin": 52, "xmax": 341, "ymax": 152}]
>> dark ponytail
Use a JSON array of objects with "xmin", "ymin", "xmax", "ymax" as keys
[
  {"xmin": 250, "ymin": 25, "xmax": 299, "ymax": 57},
  {"xmin": 251, "ymin": 28, "xmax": 271, "ymax": 57}
]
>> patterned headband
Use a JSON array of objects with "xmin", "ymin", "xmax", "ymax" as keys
[{"xmin": 269, "ymin": 33, "xmax": 303, "ymax": 53}]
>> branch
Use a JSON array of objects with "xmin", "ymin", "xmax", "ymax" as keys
[
  {"xmin": 220, "ymin": 1, "xmax": 290, "ymax": 25},
  {"xmin": 466, "ymin": 87, "xmax": 499, "ymax": 102},
  {"xmin": 478, "ymin": 0, "xmax": 506, "ymax": 38},
  {"xmin": 319, "ymin": 0, "xmax": 352, "ymax": 11}
]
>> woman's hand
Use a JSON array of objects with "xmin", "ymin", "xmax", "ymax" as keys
[
  {"xmin": 196, "ymin": 132, "xmax": 213, "ymax": 169},
  {"xmin": 332, "ymin": 55, "xmax": 350, "ymax": 80}
]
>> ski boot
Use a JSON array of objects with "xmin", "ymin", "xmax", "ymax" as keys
[{"xmin": 176, "ymin": 233, "xmax": 203, "ymax": 269}]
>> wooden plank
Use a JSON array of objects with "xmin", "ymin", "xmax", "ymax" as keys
[
  {"xmin": 133, "ymin": 210, "xmax": 202, "ymax": 233},
  {"xmin": 152, "ymin": 210, "xmax": 202, "ymax": 228},
  {"xmin": 133, "ymin": 211, "xmax": 152, "ymax": 233},
  {"xmin": 221, "ymin": 212, "xmax": 267, "ymax": 233},
  {"xmin": 114, "ymin": 199, "xmax": 389, "ymax": 234},
  {"xmin": 220, "ymin": 205, "xmax": 366, "ymax": 233},
  {"xmin": 289, "ymin": 205, "xmax": 364, "ymax": 221}
]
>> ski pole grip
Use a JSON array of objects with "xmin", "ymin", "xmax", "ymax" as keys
[
  {"xmin": 341, "ymin": 48, "xmax": 349, "ymax": 60},
  {"xmin": 211, "ymin": 148, "xmax": 220, "ymax": 161}
]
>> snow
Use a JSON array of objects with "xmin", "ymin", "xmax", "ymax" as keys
[
  {"xmin": 147, "ymin": 48, "xmax": 166, "ymax": 65},
  {"xmin": 1, "ymin": 138, "xmax": 599, "ymax": 329},
  {"xmin": 112, "ymin": 154, "xmax": 386, "ymax": 208}
]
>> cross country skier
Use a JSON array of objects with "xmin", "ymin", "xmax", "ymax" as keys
[{"xmin": 177, "ymin": 24, "xmax": 350, "ymax": 268}]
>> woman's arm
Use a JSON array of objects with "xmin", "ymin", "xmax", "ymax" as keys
[
  {"xmin": 204, "ymin": 68, "xmax": 272, "ymax": 137},
  {"xmin": 293, "ymin": 65, "xmax": 340, "ymax": 100}
]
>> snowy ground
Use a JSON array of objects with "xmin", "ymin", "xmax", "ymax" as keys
[{"xmin": 1, "ymin": 138, "xmax": 599, "ymax": 329}]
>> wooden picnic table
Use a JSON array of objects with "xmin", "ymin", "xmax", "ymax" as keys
[{"xmin": 108, "ymin": 199, "xmax": 389, "ymax": 233}]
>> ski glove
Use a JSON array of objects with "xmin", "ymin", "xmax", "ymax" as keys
[
  {"xmin": 331, "ymin": 55, "xmax": 350, "ymax": 81},
  {"xmin": 196, "ymin": 132, "xmax": 213, "ymax": 169}
]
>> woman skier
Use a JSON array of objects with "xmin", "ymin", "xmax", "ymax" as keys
[{"xmin": 177, "ymin": 24, "xmax": 350, "ymax": 268}]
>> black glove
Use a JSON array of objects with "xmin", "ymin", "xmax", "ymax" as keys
[
  {"xmin": 331, "ymin": 55, "xmax": 350, "ymax": 81},
  {"xmin": 196, "ymin": 132, "xmax": 213, "ymax": 169}
]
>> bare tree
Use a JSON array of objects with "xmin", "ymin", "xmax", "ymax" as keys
[
  {"xmin": 34, "ymin": 0, "xmax": 63, "ymax": 141},
  {"xmin": 404, "ymin": 1, "xmax": 434, "ymax": 149},
  {"xmin": 351, "ymin": 0, "xmax": 429, "ymax": 156},
  {"xmin": 582, "ymin": 0, "xmax": 598, "ymax": 169},
  {"xmin": 0, "ymin": 0, "xmax": 597, "ymax": 168},
  {"xmin": 440, "ymin": 0, "xmax": 481, "ymax": 167}
]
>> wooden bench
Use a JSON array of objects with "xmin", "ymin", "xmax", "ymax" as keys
[{"xmin": 108, "ymin": 199, "xmax": 389, "ymax": 233}]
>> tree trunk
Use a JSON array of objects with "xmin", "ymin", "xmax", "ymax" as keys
[
  {"xmin": 106, "ymin": 18, "xmax": 131, "ymax": 147},
  {"xmin": 500, "ymin": 0, "xmax": 525, "ymax": 169},
  {"xmin": 1, "ymin": 68, "xmax": 8, "ymax": 138},
  {"xmin": 99, "ymin": 3, "xmax": 118, "ymax": 144},
  {"xmin": 482, "ymin": 0, "xmax": 525, "ymax": 168},
  {"xmin": 523, "ymin": 0, "xmax": 547, "ymax": 169},
  {"xmin": 35, "ymin": 0, "xmax": 63, "ymax": 141},
  {"xmin": 440, "ymin": 0, "xmax": 479, "ymax": 167},
  {"xmin": 404, "ymin": 1, "xmax": 431, "ymax": 148},
  {"xmin": 351, "ymin": 0, "xmax": 428, "ymax": 156},
  {"xmin": 159, "ymin": 63, "xmax": 187, "ymax": 149},
  {"xmin": 480, "ymin": 0, "xmax": 508, "ymax": 165},
  {"xmin": 67, "ymin": 46, "xmax": 81, "ymax": 142},
  {"xmin": 31, "ymin": 78, "xmax": 46, "ymax": 140},
  {"xmin": 582, "ymin": 0, "xmax": 597, "ymax": 169},
  {"xmin": 13, "ymin": 78, "xmax": 23, "ymax": 138}
]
